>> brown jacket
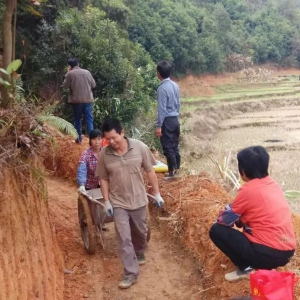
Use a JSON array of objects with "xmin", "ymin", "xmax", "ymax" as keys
[{"xmin": 63, "ymin": 66, "xmax": 96, "ymax": 103}]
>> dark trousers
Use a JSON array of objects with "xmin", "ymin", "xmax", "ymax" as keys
[
  {"xmin": 160, "ymin": 116, "xmax": 180, "ymax": 173},
  {"xmin": 209, "ymin": 223, "xmax": 294, "ymax": 271}
]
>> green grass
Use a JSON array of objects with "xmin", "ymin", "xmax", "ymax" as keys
[
  {"xmin": 180, "ymin": 76, "xmax": 300, "ymax": 113},
  {"xmin": 181, "ymin": 90, "xmax": 300, "ymax": 113},
  {"xmin": 183, "ymin": 89, "xmax": 300, "ymax": 103}
]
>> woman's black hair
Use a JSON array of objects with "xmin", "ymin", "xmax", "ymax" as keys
[
  {"xmin": 89, "ymin": 129, "xmax": 102, "ymax": 146},
  {"xmin": 237, "ymin": 146, "xmax": 269, "ymax": 179}
]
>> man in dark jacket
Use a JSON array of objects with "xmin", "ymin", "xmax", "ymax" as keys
[{"xmin": 63, "ymin": 58, "xmax": 96, "ymax": 143}]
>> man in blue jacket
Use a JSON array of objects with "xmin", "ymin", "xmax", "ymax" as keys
[{"xmin": 155, "ymin": 60, "xmax": 181, "ymax": 179}]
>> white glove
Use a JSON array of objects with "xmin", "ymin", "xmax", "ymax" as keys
[
  {"xmin": 78, "ymin": 185, "xmax": 86, "ymax": 194},
  {"xmin": 104, "ymin": 200, "xmax": 114, "ymax": 217},
  {"xmin": 154, "ymin": 193, "xmax": 164, "ymax": 208}
]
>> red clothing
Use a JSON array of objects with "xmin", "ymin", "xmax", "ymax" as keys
[
  {"xmin": 232, "ymin": 176, "xmax": 296, "ymax": 251},
  {"xmin": 101, "ymin": 138, "xmax": 109, "ymax": 147}
]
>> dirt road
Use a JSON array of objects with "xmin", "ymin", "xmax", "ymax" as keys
[{"xmin": 47, "ymin": 177, "xmax": 202, "ymax": 300}]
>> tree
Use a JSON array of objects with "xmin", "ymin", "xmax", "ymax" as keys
[{"xmin": 1, "ymin": 0, "xmax": 42, "ymax": 108}]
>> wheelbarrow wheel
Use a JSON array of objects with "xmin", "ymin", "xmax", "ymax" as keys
[{"xmin": 78, "ymin": 195, "xmax": 96, "ymax": 254}]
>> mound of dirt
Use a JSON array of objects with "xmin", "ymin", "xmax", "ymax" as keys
[
  {"xmin": 157, "ymin": 175, "xmax": 300, "ymax": 299},
  {"xmin": 43, "ymin": 135, "xmax": 89, "ymax": 181}
]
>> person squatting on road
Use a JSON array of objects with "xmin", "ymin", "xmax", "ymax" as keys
[
  {"xmin": 77, "ymin": 129, "xmax": 102, "ymax": 193},
  {"xmin": 63, "ymin": 57, "xmax": 96, "ymax": 143},
  {"xmin": 95, "ymin": 118, "xmax": 165, "ymax": 289},
  {"xmin": 155, "ymin": 60, "xmax": 181, "ymax": 179},
  {"xmin": 209, "ymin": 146, "xmax": 296, "ymax": 282}
]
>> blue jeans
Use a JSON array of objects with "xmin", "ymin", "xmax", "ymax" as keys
[{"xmin": 72, "ymin": 103, "xmax": 94, "ymax": 142}]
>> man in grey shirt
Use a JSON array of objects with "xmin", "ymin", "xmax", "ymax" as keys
[
  {"xmin": 96, "ymin": 118, "xmax": 165, "ymax": 289},
  {"xmin": 155, "ymin": 60, "xmax": 181, "ymax": 179},
  {"xmin": 63, "ymin": 58, "xmax": 96, "ymax": 143}
]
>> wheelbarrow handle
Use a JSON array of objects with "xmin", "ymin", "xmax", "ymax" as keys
[
  {"xmin": 78, "ymin": 191, "xmax": 106, "ymax": 208},
  {"xmin": 146, "ymin": 193, "xmax": 156, "ymax": 201},
  {"xmin": 80, "ymin": 191, "xmax": 155, "ymax": 206}
]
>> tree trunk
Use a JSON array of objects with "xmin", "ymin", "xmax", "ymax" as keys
[
  {"xmin": 12, "ymin": 0, "xmax": 17, "ymax": 62},
  {"xmin": 1, "ymin": 0, "xmax": 15, "ymax": 108}
]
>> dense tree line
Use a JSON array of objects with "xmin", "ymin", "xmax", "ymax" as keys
[
  {"xmin": 1, "ymin": 0, "xmax": 300, "ymax": 125},
  {"xmin": 11, "ymin": 0, "xmax": 300, "ymax": 77},
  {"xmin": 126, "ymin": 0, "xmax": 300, "ymax": 73}
]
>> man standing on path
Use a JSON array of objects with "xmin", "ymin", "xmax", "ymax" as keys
[
  {"xmin": 95, "ymin": 118, "xmax": 165, "ymax": 289},
  {"xmin": 155, "ymin": 60, "xmax": 181, "ymax": 179},
  {"xmin": 63, "ymin": 58, "xmax": 96, "ymax": 143}
]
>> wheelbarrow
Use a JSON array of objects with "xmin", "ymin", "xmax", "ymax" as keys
[{"xmin": 78, "ymin": 189, "xmax": 153, "ymax": 254}]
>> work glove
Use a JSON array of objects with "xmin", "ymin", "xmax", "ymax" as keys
[
  {"xmin": 104, "ymin": 200, "xmax": 114, "ymax": 217},
  {"xmin": 78, "ymin": 185, "xmax": 86, "ymax": 194},
  {"xmin": 154, "ymin": 193, "xmax": 164, "ymax": 208}
]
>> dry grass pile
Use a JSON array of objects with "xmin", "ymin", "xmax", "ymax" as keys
[
  {"xmin": 0, "ymin": 105, "xmax": 53, "ymax": 168},
  {"xmin": 155, "ymin": 174, "xmax": 300, "ymax": 299}
]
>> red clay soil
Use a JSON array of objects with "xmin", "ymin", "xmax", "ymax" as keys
[
  {"xmin": 42, "ymin": 134, "xmax": 90, "ymax": 181},
  {"xmin": 0, "ymin": 166, "xmax": 64, "ymax": 300},
  {"xmin": 175, "ymin": 73, "xmax": 238, "ymax": 97}
]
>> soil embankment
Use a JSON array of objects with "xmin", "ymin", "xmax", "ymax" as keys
[{"xmin": 0, "ymin": 166, "xmax": 64, "ymax": 300}]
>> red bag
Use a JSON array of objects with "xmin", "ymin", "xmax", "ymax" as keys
[{"xmin": 250, "ymin": 270, "xmax": 297, "ymax": 300}]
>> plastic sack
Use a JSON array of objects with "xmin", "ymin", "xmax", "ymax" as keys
[
  {"xmin": 153, "ymin": 160, "xmax": 168, "ymax": 173},
  {"xmin": 250, "ymin": 269, "xmax": 296, "ymax": 300}
]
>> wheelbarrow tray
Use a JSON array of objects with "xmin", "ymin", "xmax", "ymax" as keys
[
  {"xmin": 85, "ymin": 189, "xmax": 113, "ymax": 225},
  {"xmin": 78, "ymin": 189, "xmax": 152, "ymax": 255}
]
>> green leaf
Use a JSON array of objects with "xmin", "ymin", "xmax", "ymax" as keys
[
  {"xmin": 0, "ymin": 78, "xmax": 11, "ymax": 86},
  {"xmin": 284, "ymin": 190, "xmax": 300, "ymax": 199},
  {"xmin": 0, "ymin": 68, "xmax": 9, "ymax": 75},
  {"xmin": 36, "ymin": 115, "xmax": 78, "ymax": 139},
  {"xmin": 6, "ymin": 59, "xmax": 22, "ymax": 75}
]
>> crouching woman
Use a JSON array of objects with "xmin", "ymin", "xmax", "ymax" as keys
[{"xmin": 209, "ymin": 146, "xmax": 296, "ymax": 282}]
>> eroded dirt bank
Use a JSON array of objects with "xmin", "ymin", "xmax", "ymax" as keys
[{"xmin": 0, "ymin": 166, "xmax": 64, "ymax": 300}]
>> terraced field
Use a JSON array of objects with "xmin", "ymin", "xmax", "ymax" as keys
[{"xmin": 180, "ymin": 73, "xmax": 300, "ymax": 207}]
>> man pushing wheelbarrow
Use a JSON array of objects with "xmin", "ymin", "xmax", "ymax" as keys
[{"xmin": 95, "ymin": 118, "xmax": 165, "ymax": 289}]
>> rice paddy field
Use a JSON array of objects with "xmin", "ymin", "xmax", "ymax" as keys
[{"xmin": 179, "ymin": 71, "xmax": 300, "ymax": 210}]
